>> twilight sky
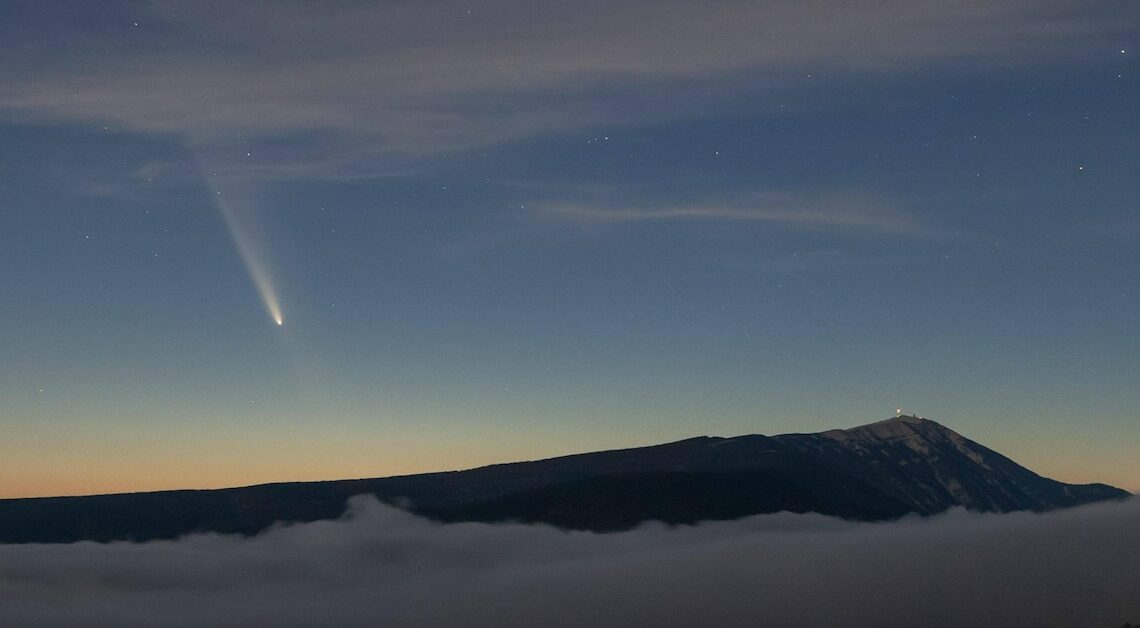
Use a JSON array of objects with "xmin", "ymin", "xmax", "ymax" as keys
[{"xmin": 1, "ymin": 0, "xmax": 1137, "ymax": 497}]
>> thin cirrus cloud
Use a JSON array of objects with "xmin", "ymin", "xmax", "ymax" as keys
[
  {"xmin": 0, "ymin": 0, "xmax": 1129, "ymax": 174},
  {"xmin": 0, "ymin": 496, "xmax": 1136, "ymax": 627},
  {"xmin": 435, "ymin": 193, "xmax": 927, "ymax": 258},
  {"xmin": 536, "ymin": 194, "xmax": 925, "ymax": 236}
]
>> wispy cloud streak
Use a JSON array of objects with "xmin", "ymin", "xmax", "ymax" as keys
[
  {"xmin": 538, "ymin": 193, "xmax": 923, "ymax": 235},
  {"xmin": 1, "ymin": 1, "xmax": 1132, "ymax": 175}
]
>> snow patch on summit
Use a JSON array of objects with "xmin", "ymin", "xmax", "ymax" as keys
[{"xmin": 821, "ymin": 416, "xmax": 936, "ymax": 455}]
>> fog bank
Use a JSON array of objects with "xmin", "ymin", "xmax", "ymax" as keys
[{"xmin": 1, "ymin": 497, "xmax": 1137, "ymax": 627}]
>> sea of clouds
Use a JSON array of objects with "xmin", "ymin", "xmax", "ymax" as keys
[{"xmin": 1, "ymin": 496, "xmax": 1137, "ymax": 627}]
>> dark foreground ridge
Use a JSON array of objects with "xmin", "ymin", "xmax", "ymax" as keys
[{"xmin": 0, "ymin": 416, "xmax": 1128, "ymax": 543}]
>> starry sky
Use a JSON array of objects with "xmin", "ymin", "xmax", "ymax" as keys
[{"xmin": 2, "ymin": 0, "xmax": 1138, "ymax": 498}]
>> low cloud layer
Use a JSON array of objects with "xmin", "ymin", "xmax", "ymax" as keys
[{"xmin": 1, "ymin": 496, "xmax": 1137, "ymax": 627}]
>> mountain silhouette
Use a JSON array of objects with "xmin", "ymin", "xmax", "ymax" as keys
[{"xmin": 0, "ymin": 416, "xmax": 1127, "ymax": 543}]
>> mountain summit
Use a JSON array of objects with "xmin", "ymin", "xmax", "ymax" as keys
[
  {"xmin": 776, "ymin": 415, "xmax": 1124, "ymax": 514},
  {"xmin": 412, "ymin": 415, "xmax": 1126, "ymax": 529},
  {"xmin": 0, "ymin": 417, "xmax": 1128, "ymax": 543}
]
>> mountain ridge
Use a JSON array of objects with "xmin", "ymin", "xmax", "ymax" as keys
[{"xmin": 0, "ymin": 416, "xmax": 1128, "ymax": 543}]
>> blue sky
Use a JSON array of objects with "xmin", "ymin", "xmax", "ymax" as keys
[{"xmin": 1, "ymin": 0, "xmax": 1138, "ymax": 496}]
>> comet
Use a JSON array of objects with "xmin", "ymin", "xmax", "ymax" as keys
[
  {"xmin": 218, "ymin": 199, "xmax": 284, "ymax": 328},
  {"xmin": 192, "ymin": 145, "xmax": 285, "ymax": 328},
  {"xmin": 205, "ymin": 179, "xmax": 284, "ymax": 328}
]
